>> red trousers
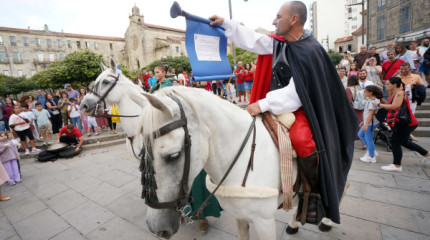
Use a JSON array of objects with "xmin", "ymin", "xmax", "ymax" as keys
[{"xmin": 289, "ymin": 108, "xmax": 316, "ymax": 157}]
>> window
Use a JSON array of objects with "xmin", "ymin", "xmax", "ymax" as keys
[
  {"xmin": 109, "ymin": 43, "xmax": 113, "ymax": 50},
  {"xmin": 9, "ymin": 36, "xmax": 17, "ymax": 46},
  {"xmin": 38, "ymin": 53, "xmax": 44, "ymax": 62},
  {"xmin": 59, "ymin": 53, "xmax": 64, "ymax": 61},
  {"xmin": 377, "ymin": 0, "xmax": 385, "ymax": 11},
  {"xmin": 176, "ymin": 46, "xmax": 179, "ymax": 53},
  {"xmin": 377, "ymin": 15, "xmax": 385, "ymax": 40},
  {"xmin": 17, "ymin": 70, "xmax": 23, "ymax": 77},
  {"xmin": 67, "ymin": 40, "xmax": 72, "ymax": 48},
  {"xmin": 47, "ymin": 39, "xmax": 52, "ymax": 47},
  {"xmin": 399, "ymin": 4, "xmax": 411, "ymax": 33},
  {"xmin": 0, "ymin": 51, "xmax": 7, "ymax": 62},
  {"xmin": 35, "ymin": 38, "xmax": 41, "ymax": 46},
  {"xmin": 0, "ymin": 36, "xmax": 3, "ymax": 45},
  {"xmin": 57, "ymin": 39, "xmax": 62, "ymax": 47},
  {"xmin": 31, "ymin": 70, "xmax": 36, "ymax": 76},
  {"xmin": 352, "ymin": 25, "xmax": 357, "ymax": 30},
  {"xmin": 12, "ymin": 52, "xmax": 20, "ymax": 63},
  {"xmin": 3, "ymin": 70, "xmax": 9, "ymax": 76},
  {"xmin": 352, "ymin": 17, "xmax": 357, "ymax": 21},
  {"xmin": 85, "ymin": 41, "xmax": 90, "ymax": 48},
  {"xmin": 77, "ymin": 41, "xmax": 81, "ymax": 48},
  {"xmin": 23, "ymin": 37, "xmax": 29, "ymax": 46},
  {"xmin": 49, "ymin": 53, "xmax": 55, "ymax": 62},
  {"xmin": 348, "ymin": 44, "xmax": 352, "ymax": 52},
  {"xmin": 94, "ymin": 42, "xmax": 98, "ymax": 49}
]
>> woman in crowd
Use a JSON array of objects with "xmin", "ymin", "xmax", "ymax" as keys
[
  {"xmin": 58, "ymin": 91, "xmax": 71, "ymax": 127},
  {"xmin": 8, "ymin": 105, "xmax": 40, "ymax": 155},
  {"xmin": 150, "ymin": 65, "xmax": 173, "ymax": 93},
  {"xmin": 53, "ymin": 90, "xmax": 61, "ymax": 104},
  {"xmin": 345, "ymin": 75, "xmax": 365, "ymax": 147},
  {"xmin": 177, "ymin": 68, "xmax": 187, "ymax": 86},
  {"xmin": 241, "ymin": 62, "xmax": 254, "ymax": 103},
  {"xmin": 395, "ymin": 42, "xmax": 417, "ymax": 71},
  {"xmin": 2, "ymin": 97, "xmax": 14, "ymax": 131},
  {"xmin": 45, "ymin": 93, "xmax": 62, "ymax": 134},
  {"xmin": 359, "ymin": 86, "xmax": 383, "ymax": 163},
  {"xmin": 362, "ymin": 57, "xmax": 383, "ymax": 90},
  {"xmin": 347, "ymin": 62, "xmax": 359, "ymax": 77},
  {"xmin": 78, "ymin": 88, "xmax": 88, "ymax": 134},
  {"xmin": 374, "ymin": 77, "xmax": 430, "ymax": 172}
]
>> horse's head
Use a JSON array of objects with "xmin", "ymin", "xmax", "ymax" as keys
[
  {"xmin": 80, "ymin": 58, "xmax": 129, "ymax": 115},
  {"xmin": 139, "ymin": 89, "xmax": 210, "ymax": 239}
]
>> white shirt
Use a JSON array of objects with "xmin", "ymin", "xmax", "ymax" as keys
[
  {"xmin": 359, "ymin": 80, "xmax": 374, "ymax": 89},
  {"xmin": 9, "ymin": 113, "xmax": 30, "ymax": 131},
  {"xmin": 68, "ymin": 104, "xmax": 81, "ymax": 118},
  {"xmin": 221, "ymin": 19, "xmax": 302, "ymax": 114}
]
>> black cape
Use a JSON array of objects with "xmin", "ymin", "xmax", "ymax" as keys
[{"xmin": 277, "ymin": 36, "xmax": 357, "ymax": 223}]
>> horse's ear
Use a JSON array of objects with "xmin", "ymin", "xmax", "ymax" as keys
[
  {"xmin": 101, "ymin": 62, "xmax": 108, "ymax": 71},
  {"xmin": 141, "ymin": 93, "xmax": 173, "ymax": 117},
  {"xmin": 110, "ymin": 58, "xmax": 117, "ymax": 73}
]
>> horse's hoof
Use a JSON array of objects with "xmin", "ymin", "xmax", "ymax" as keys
[
  {"xmin": 318, "ymin": 222, "xmax": 332, "ymax": 232},
  {"xmin": 286, "ymin": 225, "xmax": 299, "ymax": 234}
]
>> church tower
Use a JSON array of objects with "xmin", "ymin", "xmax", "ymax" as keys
[{"xmin": 129, "ymin": 4, "xmax": 144, "ymax": 24}]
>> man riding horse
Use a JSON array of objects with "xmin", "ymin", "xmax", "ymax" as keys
[{"xmin": 210, "ymin": 1, "xmax": 357, "ymax": 226}]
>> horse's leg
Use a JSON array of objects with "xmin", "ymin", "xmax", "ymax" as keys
[
  {"xmin": 286, "ymin": 211, "xmax": 299, "ymax": 234},
  {"xmin": 253, "ymin": 218, "xmax": 277, "ymax": 240},
  {"xmin": 236, "ymin": 219, "xmax": 250, "ymax": 240}
]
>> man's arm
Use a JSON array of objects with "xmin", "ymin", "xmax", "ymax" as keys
[{"xmin": 76, "ymin": 137, "xmax": 84, "ymax": 151}]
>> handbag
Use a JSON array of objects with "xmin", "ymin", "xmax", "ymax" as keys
[{"xmin": 396, "ymin": 93, "xmax": 412, "ymax": 125}]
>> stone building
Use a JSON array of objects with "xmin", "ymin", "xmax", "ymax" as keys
[
  {"xmin": 0, "ymin": 5, "xmax": 186, "ymax": 78},
  {"xmin": 367, "ymin": 0, "xmax": 430, "ymax": 50}
]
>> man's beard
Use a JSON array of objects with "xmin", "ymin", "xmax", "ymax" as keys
[{"xmin": 359, "ymin": 77, "xmax": 366, "ymax": 81}]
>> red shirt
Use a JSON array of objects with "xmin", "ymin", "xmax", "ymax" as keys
[
  {"xmin": 382, "ymin": 59, "xmax": 405, "ymax": 80},
  {"xmin": 241, "ymin": 71, "xmax": 254, "ymax": 81},
  {"xmin": 140, "ymin": 74, "xmax": 150, "ymax": 88},
  {"xmin": 59, "ymin": 126, "xmax": 82, "ymax": 138},
  {"xmin": 387, "ymin": 91, "xmax": 418, "ymax": 127},
  {"xmin": 236, "ymin": 67, "xmax": 245, "ymax": 83}
]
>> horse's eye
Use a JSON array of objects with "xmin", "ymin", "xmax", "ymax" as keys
[
  {"xmin": 102, "ymin": 79, "xmax": 110, "ymax": 85},
  {"xmin": 167, "ymin": 152, "xmax": 180, "ymax": 162}
]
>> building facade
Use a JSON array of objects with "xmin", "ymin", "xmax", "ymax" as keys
[
  {"xmin": 0, "ymin": 5, "xmax": 187, "ymax": 78},
  {"xmin": 367, "ymin": 0, "xmax": 430, "ymax": 50}
]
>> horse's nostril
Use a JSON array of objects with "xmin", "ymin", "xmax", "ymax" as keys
[{"xmin": 157, "ymin": 230, "xmax": 172, "ymax": 239}]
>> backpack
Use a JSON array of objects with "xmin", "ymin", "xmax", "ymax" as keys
[
  {"xmin": 375, "ymin": 108, "xmax": 388, "ymax": 123},
  {"xmin": 35, "ymin": 150, "xmax": 59, "ymax": 162},
  {"xmin": 353, "ymin": 90, "xmax": 366, "ymax": 110},
  {"xmin": 412, "ymin": 84, "xmax": 427, "ymax": 106}
]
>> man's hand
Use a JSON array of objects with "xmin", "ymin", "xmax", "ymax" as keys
[
  {"xmin": 246, "ymin": 103, "xmax": 262, "ymax": 117},
  {"xmin": 209, "ymin": 15, "xmax": 224, "ymax": 26},
  {"xmin": 75, "ymin": 147, "xmax": 80, "ymax": 152}
]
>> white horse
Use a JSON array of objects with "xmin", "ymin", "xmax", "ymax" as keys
[{"xmin": 81, "ymin": 59, "xmax": 335, "ymax": 239}]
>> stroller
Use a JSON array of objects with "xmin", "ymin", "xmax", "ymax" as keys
[{"xmin": 373, "ymin": 108, "xmax": 392, "ymax": 152}]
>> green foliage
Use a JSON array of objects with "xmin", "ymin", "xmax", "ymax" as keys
[
  {"xmin": 119, "ymin": 64, "xmax": 137, "ymax": 80},
  {"xmin": 328, "ymin": 50, "xmax": 343, "ymax": 66},
  {"xmin": 228, "ymin": 47, "xmax": 258, "ymax": 69},
  {"xmin": 0, "ymin": 74, "xmax": 37, "ymax": 97},
  {"xmin": 145, "ymin": 56, "xmax": 191, "ymax": 72},
  {"xmin": 31, "ymin": 49, "xmax": 105, "ymax": 89}
]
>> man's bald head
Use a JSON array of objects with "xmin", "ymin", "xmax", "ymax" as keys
[{"xmin": 284, "ymin": 1, "xmax": 307, "ymax": 26}]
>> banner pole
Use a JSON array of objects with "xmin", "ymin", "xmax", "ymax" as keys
[{"xmin": 228, "ymin": 0, "xmax": 237, "ymax": 97}]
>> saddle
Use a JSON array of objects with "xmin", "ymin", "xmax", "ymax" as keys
[{"xmin": 261, "ymin": 112, "xmax": 326, "ymax": 225}]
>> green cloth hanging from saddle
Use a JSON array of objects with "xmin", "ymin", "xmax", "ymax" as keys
[{"xmin": 189, "ymin": 170, "xmax": 222, "ymax": 220}]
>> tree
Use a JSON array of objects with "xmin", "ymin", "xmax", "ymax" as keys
[
  {"xmin": 0, "ymin": 74, "xmax": 37, "ymax": 98},
  {"xmin": 145, "ymin": 56, "xmax": 191, "ymax": 72},
  {"xmin": 328, "ymin": 50, "xmax": 343, "ymax": 66},
  {"xmin": 227, "ymin": 47, "xmax": 258, "ymax": 69}
]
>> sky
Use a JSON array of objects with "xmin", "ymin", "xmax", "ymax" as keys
[{"xmin": 0, "ymin": 0, "xmax": 314, "ymax": 38}]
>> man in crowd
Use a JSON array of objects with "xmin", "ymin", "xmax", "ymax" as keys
[
  {"xmin": 358, "ymin": 69, "xmax": 375, "ymax": 88},
  {"xmin": 399, "ymin": 62, "xmax": 425, "ymax": 114},
  {"xmin": 338, "ymin": 67, "xmax": 347, "ymax": 88},
  {"xmin": 57, "ymin": 124, "xmax": 84, "ymax": 152},
  {"xmin": 369, "ymin": 47, "xmax": 381, "ymax": 66},
  {"xmin": 418, "ymin": 38, "xmax": 429, "ymax": 52},
  {"xmin": 147, "ymin": 71, "xmax": 157, "ymax": 89},
  {"xmin": 340, "ymin": 51, "xmax": 353, "ymax": 72},
  {"xmin": 354, "ymin": 45, "xmax": 371, "ymax": 69},
  {"xmin": 170, "ymin": 68, "xmax": 177, "ymax": 80},
  {"xmin": 382, "ymin": 50, "xmax": 405, "ymax": 98},
  {"xmin": 36, "ymin": 90, "xmax": 46, "ymax": 109},
  {"xmin": 64, "ymin": 84, "xmax": 80, "ymax": 101},
  {"xmin": 210, "ymin": 1, "xmax": 356, "ymax": 226},
  {"xmin": 379, "ymin": 42, "xmax": 395, "ymax": 64},
  {"xmin": 140, "ymin": 68, "xmax": 150, "ymax": 91},
  {"xmin": 418, "ymin": 39, "xmax": 430, "ymax": 87},
  {"xmin": 235, "ymin": 61, "xmax": 246, "ymax": 102}
]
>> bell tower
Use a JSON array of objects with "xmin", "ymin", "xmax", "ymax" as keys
[{"xmin": 129, "ymin": 4, "xmax": 144, "ymax": 24}]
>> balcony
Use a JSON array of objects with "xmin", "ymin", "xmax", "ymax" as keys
[
  {"xmin": 13, "ymin": 60, "xmax": 23, "ymax": 64},
  {"xmin": 0, "ymin": 59, "xmax": 10, "ymax": 64}
]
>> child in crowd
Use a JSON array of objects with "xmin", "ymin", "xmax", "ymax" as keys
[
  {"xmin": 33, "ymin": 103, "xmax": 53, "ymax": 145},
  {"xmin": 8, "ymin": 105, "xmax": 40, "ymax": 155},
  {"xmin": 20, "ymin": 104, "xmax": 39, "ymax": 141},
  {"xmin": 0, "ymin": 132, "xmax": 21, "ymax": 185},
  {"xmin": 67, "ymin": 98, "xmax": 82, "ymax": 132},
  {"xmin": 86, "ymin": 116, "xmax": 100, "ymax": 137},
  {"xmin": 0, "ymin": 160, "xmax": 11, "ymax": 201}
]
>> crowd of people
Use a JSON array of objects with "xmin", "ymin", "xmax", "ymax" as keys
[{"xmin": 340, "ymin": 40, "xmax": 430, "ymax": 172}]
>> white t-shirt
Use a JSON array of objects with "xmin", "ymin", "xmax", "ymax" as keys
[
  {"xmin": 68, "ymin": 104, "xmax": 81, "ymax": 118},
  {"xmin": 363, "ymin": 98, "xmax": 379, "ymax": 126},
  {"xmin": 9, "ymin": 113, "xmax": 31, "ymax": 131},
  {"xmin": 365, "ymin": 66, "xmax": 382, "ymax": 85},
  {"xmin": 359, "ymin": 80, "xmax": 374, "ymax": 89}
]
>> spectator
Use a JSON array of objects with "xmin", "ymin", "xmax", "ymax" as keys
[
  {"xmin": 64, "ymin": 83, "xmax": 80, "ymax": 101},
  {"xmin": 177, "ymin": 68, "xmax": 187, "ymax": 86},
  {"xmin": 18, "ymin": 95, "xmax": 31, "ymax": 110},
  {"xmin": 382, "ymin": 50, "xmax": 405, "ymax": 98},
  {"xmin": 235, "ymin": 61, "xmax": 246, "ymax": 102},
  {"xmin": 86, "ymin": 115, "xmax": 100, "ymax": 137},
  {"xmin": 395, "ymin": 42, "xmax": 416, "ymax": 71},
  {"xmin": 8, "ymin": 105, "xmax": 40, "ymax": 155},
  {"xmin": 0, "ymin": 157, "xmax": 11, "ymax": 201},
  {"xmin": 345, "ymin": 75, "xmax": 364, "ymax": 146},
  {"xmin": 78, "ymin": 88, "xmax": 88, "ymax": 134},
  {"xmin": 409, "ymin": 40, "xmax": 425, "ymax": 72},
  {"xmin": 20, "ymin": 104, "xmax": 39, "ymax": 141},
  {"xmin": 418, "ymin": 39, "xmax": 430, "ymax": 87},
  {"xmin": 150, "ymin": 65, "xmax": 173, "ymax": 93},
  {"xmin": 358, "ymin": 69, "xmax": 375, "ymax": 88},
  {"xmin": 347, "ymin": 62, "xmax": 359, "ymax": 77},
  {"xmin": 1, "ymin": 97, "xmax": 14, "ymax": 131},
  {"xmin": 57, "ymin": 124, "xmax": 84, "ymax": 152},
  {"xmin": 58, "ymin": 91, "xmax": 71, "ymax": 127},
  {"xmin": 399, "ymin": 62, "xmax": 425, "ymax": 114},
  {"xmin": 67, "ymin": 99, "xmax": 82, "ymax": 132},
  {"xmin": 369, "ymin": 47, "xmax": 381, "ymax": 66},
  {"xmin": 170, "ymin": 68, "xmax": 177, "ymax": 80},
  {"xmin": 338, "ymin": 67, "xmax": 347, "ymax": 88},
  {"xmin": 374, "ymin": 77, "xmax": 430, "ymax": 172},
  {"xmin": 147, "ymin": 71, "xmax": 157, "ymax": 88},
  {"xmin": 0, "ymin": 132, "xmax": 20, "ymax": 186},
  {"xmin": 53, "ymin": 90, "xmax": 61, "ymax": 104},
  {"xmin": 141, "ymin": 68, "xmax": 150, "ymax": 91},
  {"xmin": 340, "ymin": 51, "xmax": 353, "ymax": 72},
  {"xmin": 379, "ymin": 42, "xmax": 395, "ymax": 64},
  {"xmin": 45, "ymin": 93, "xmax": 62, "ymax": 134},
  {"xmin": 362, "ymin": 57, "xmax": 383, "ymax": 89},
  {"xmin": 107, "ymin": 105, "xmax": 119, "ymax": 134},
  {"xmin": 358, "ymin": 86, "xmax": 383, "ymax": 163},
  {"xmin": 36, "ymin": 90, "xmax": 46, "ymax": 109},
  {"xmin": 354, "ymin": 45, "xmax": 372, "ymax": 69},
  {"xmin": 33, "ymin": 102, "xmax": 53, "ymax": 145},
  {"xmin": 242, "ymin": 62, "xmax": 254, "ymax": 102},
  {"xmin": 0, "ymin": 98, "xmax": 6, "ymax": 131}
]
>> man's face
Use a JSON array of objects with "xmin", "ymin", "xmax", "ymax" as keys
[
  {"xmin": 396, "ymin": 45, "xmax": 403, "ymax": 53},
  {"xmin": 338, "ymin": 69, "xmax": 346, "ymax": 77},
  {"xmin": 360, "ymin": 46, "xmax": 366, "ymax": 54},
  {"xmin": 358, "ymin": 71, "xmax": 367, "ymax": 80},
  {"xmin": 67, "ymin": 86, "xmax": 72, "ymax": 91},
  {"xmin": 142, "ymin": 69, "xmax": 147, "ymax": 74},
  {"xmin": 171, "ymin": 69, "xmax": 175, "ymax": 74},
  {"xmin": 370, "ymin": 48, "xmax": 376, "ymax": 54},
  {"xmin": 238, "ymin": 62, "xmax": 243, "ymax": 68},
  {"xmin": 273, "ymin": 4, "xmax": 292, "ymax": 37},
  {"xmin": 387, "ymin": 52, "xmax": 396, "ymax": 61},
  {"xmin": 400, "ymin": 66, "xmax": 410, "ymax": 75},
  {"xmin": 387, "ymin": 43, "xmax": 394, "ymax": 50},
  {"xmin": 423, "ymin": 39, "xmax": 430, "ymax": 47},
  {"xmin": 37, "ymin": 90, "xmax": 42, "ymax": 96},
  {"xmin": 149, "ymin": 71, "xmax": 153, "ymax": 77}
]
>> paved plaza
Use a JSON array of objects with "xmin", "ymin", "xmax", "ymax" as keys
[{"xmin": 0, "ymin": 133, "xmax": 429, "ymax": 240}]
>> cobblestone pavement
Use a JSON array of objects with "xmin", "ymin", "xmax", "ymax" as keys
[{"xmin": 0, "ymin": 135, "xmax": 429, "ymax": 240}]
